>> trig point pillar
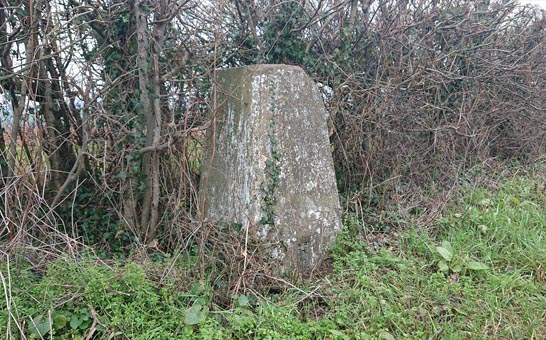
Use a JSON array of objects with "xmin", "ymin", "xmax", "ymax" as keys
[{"xmin": 200, "ymin": 64, "xmax": 341, "ymax": 275}]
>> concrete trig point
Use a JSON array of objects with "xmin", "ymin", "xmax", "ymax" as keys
[{"xmin": 200, "ymin": 64, "xmax": 341, "ymax": 275}]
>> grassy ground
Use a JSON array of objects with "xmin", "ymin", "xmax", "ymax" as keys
[{"xmin": 1, "ymin": 175, "xmax": 545, "ymax": 339}]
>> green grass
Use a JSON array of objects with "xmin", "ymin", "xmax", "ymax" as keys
[
  {"xmin": 1, "ymin": 176, "xmax": 545, "ymax": 339},
  {"xmin": 325, "ymin": 176, "xmax": 546, "ymax": 339}
]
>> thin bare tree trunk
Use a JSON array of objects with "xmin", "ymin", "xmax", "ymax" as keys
[
  {"xmin": 148, "ymin": 54, "xmax": 162, "ymax": 240},
  {"xmin": 8, "ymin": 0, "xmax": 44, "ymax": 178},
  {"xmin": 347, "ymin": 0, "xmax": 359, "ymax": 34},
  {"xmin": 136, "ymin": 3, "xmax": 153, "ymax": 236}
]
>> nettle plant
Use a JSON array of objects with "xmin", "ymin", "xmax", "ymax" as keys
[{"xmin": 435, "ymin": 240, "xmax": 489, "ymax": 274}]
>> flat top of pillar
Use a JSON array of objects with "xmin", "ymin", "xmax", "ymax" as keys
[{"xmin": 218, "ymin": 64, "xmax": 304, "ymax": 73}]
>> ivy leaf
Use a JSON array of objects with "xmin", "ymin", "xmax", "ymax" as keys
[
  {"xmin": 70, "ymin": 316, "xmax": 83, "ymax": 329},
  {"xmin": 118, "ymin": 171, "xmax": 127, "ymax": 180}
]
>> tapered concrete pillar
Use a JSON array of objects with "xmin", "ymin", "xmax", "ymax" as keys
[{"xmin": 200, "ymin": 64, "xmax": 341, "ymax": 275}]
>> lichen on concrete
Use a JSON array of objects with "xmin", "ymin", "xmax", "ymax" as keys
[{"xmin": 200, "ymin": 64, "xmax": 341, "ymax": 275}]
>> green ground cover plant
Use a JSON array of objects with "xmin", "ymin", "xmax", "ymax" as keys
[{"xmin": 1, "ymin": 175, "xmax": 545, "ymax": 339}]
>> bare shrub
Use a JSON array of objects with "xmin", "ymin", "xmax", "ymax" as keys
[
  {"xmin": 0, "ymin": 0, "xmax": 544, "ymax": 270},
  {"xmin": 322, "ymin": 1, "xmax": 546, "ymax": 192}
]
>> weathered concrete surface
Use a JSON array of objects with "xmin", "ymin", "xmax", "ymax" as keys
[{"xmin": 200, "ymin": 64, "xmax": 341, "ymax": 275}]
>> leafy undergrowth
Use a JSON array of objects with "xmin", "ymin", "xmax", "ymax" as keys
[{"xmin": 1, "ymin": 176, "xmax": 545, "ymax": 339}]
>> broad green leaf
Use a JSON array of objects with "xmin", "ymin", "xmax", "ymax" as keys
[
  {"xmin": 440, "ymin": 240, "xmax": 453, "ymax": 253},
  {"xmin": 81, "ymin": 319, "xmax": 92, "ymax": 329},
  {"xmin": 52, "ymin": 314, "xmax": 67, "ymax": 329},
  {"xmin": 467, "ymin": 261, "xmax": 488, "ymax": 270},
  {"xmin": 80, "ymin": 308, "xmax": 90, "ymax": 321},
  {"xmin": 452, "ymin": 264, "xmax": 462, "ymax": 273},
  {"xmin": 438, "ymin": 260, "xmax": 449, "ymax": 272},
  {"xmin": 436, "ymin": 246, "xmax": 453, "ymax": 261},
  {"xmin": 184, "ymin": 304, "xmax": 209, "ymax": 325},
  {"xmin": 70, "ymin": 316, "xmax": 83, "ymax": 329},
  {"xmin": 29, "ymin": 315, "xmax": 51, "ymax": 337},
  {"xmin": 237, "ymin": 294, "xmax": 249, "ymax": 307}
]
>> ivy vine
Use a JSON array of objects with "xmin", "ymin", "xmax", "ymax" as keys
[{"xmin": 260, "ymin": 115, "xmax": 281, "ymax": 227}]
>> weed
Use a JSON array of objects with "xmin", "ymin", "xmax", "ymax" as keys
[{"xmin": 2, "ymin": 175, "xmax": 545, "ymax": 339}]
